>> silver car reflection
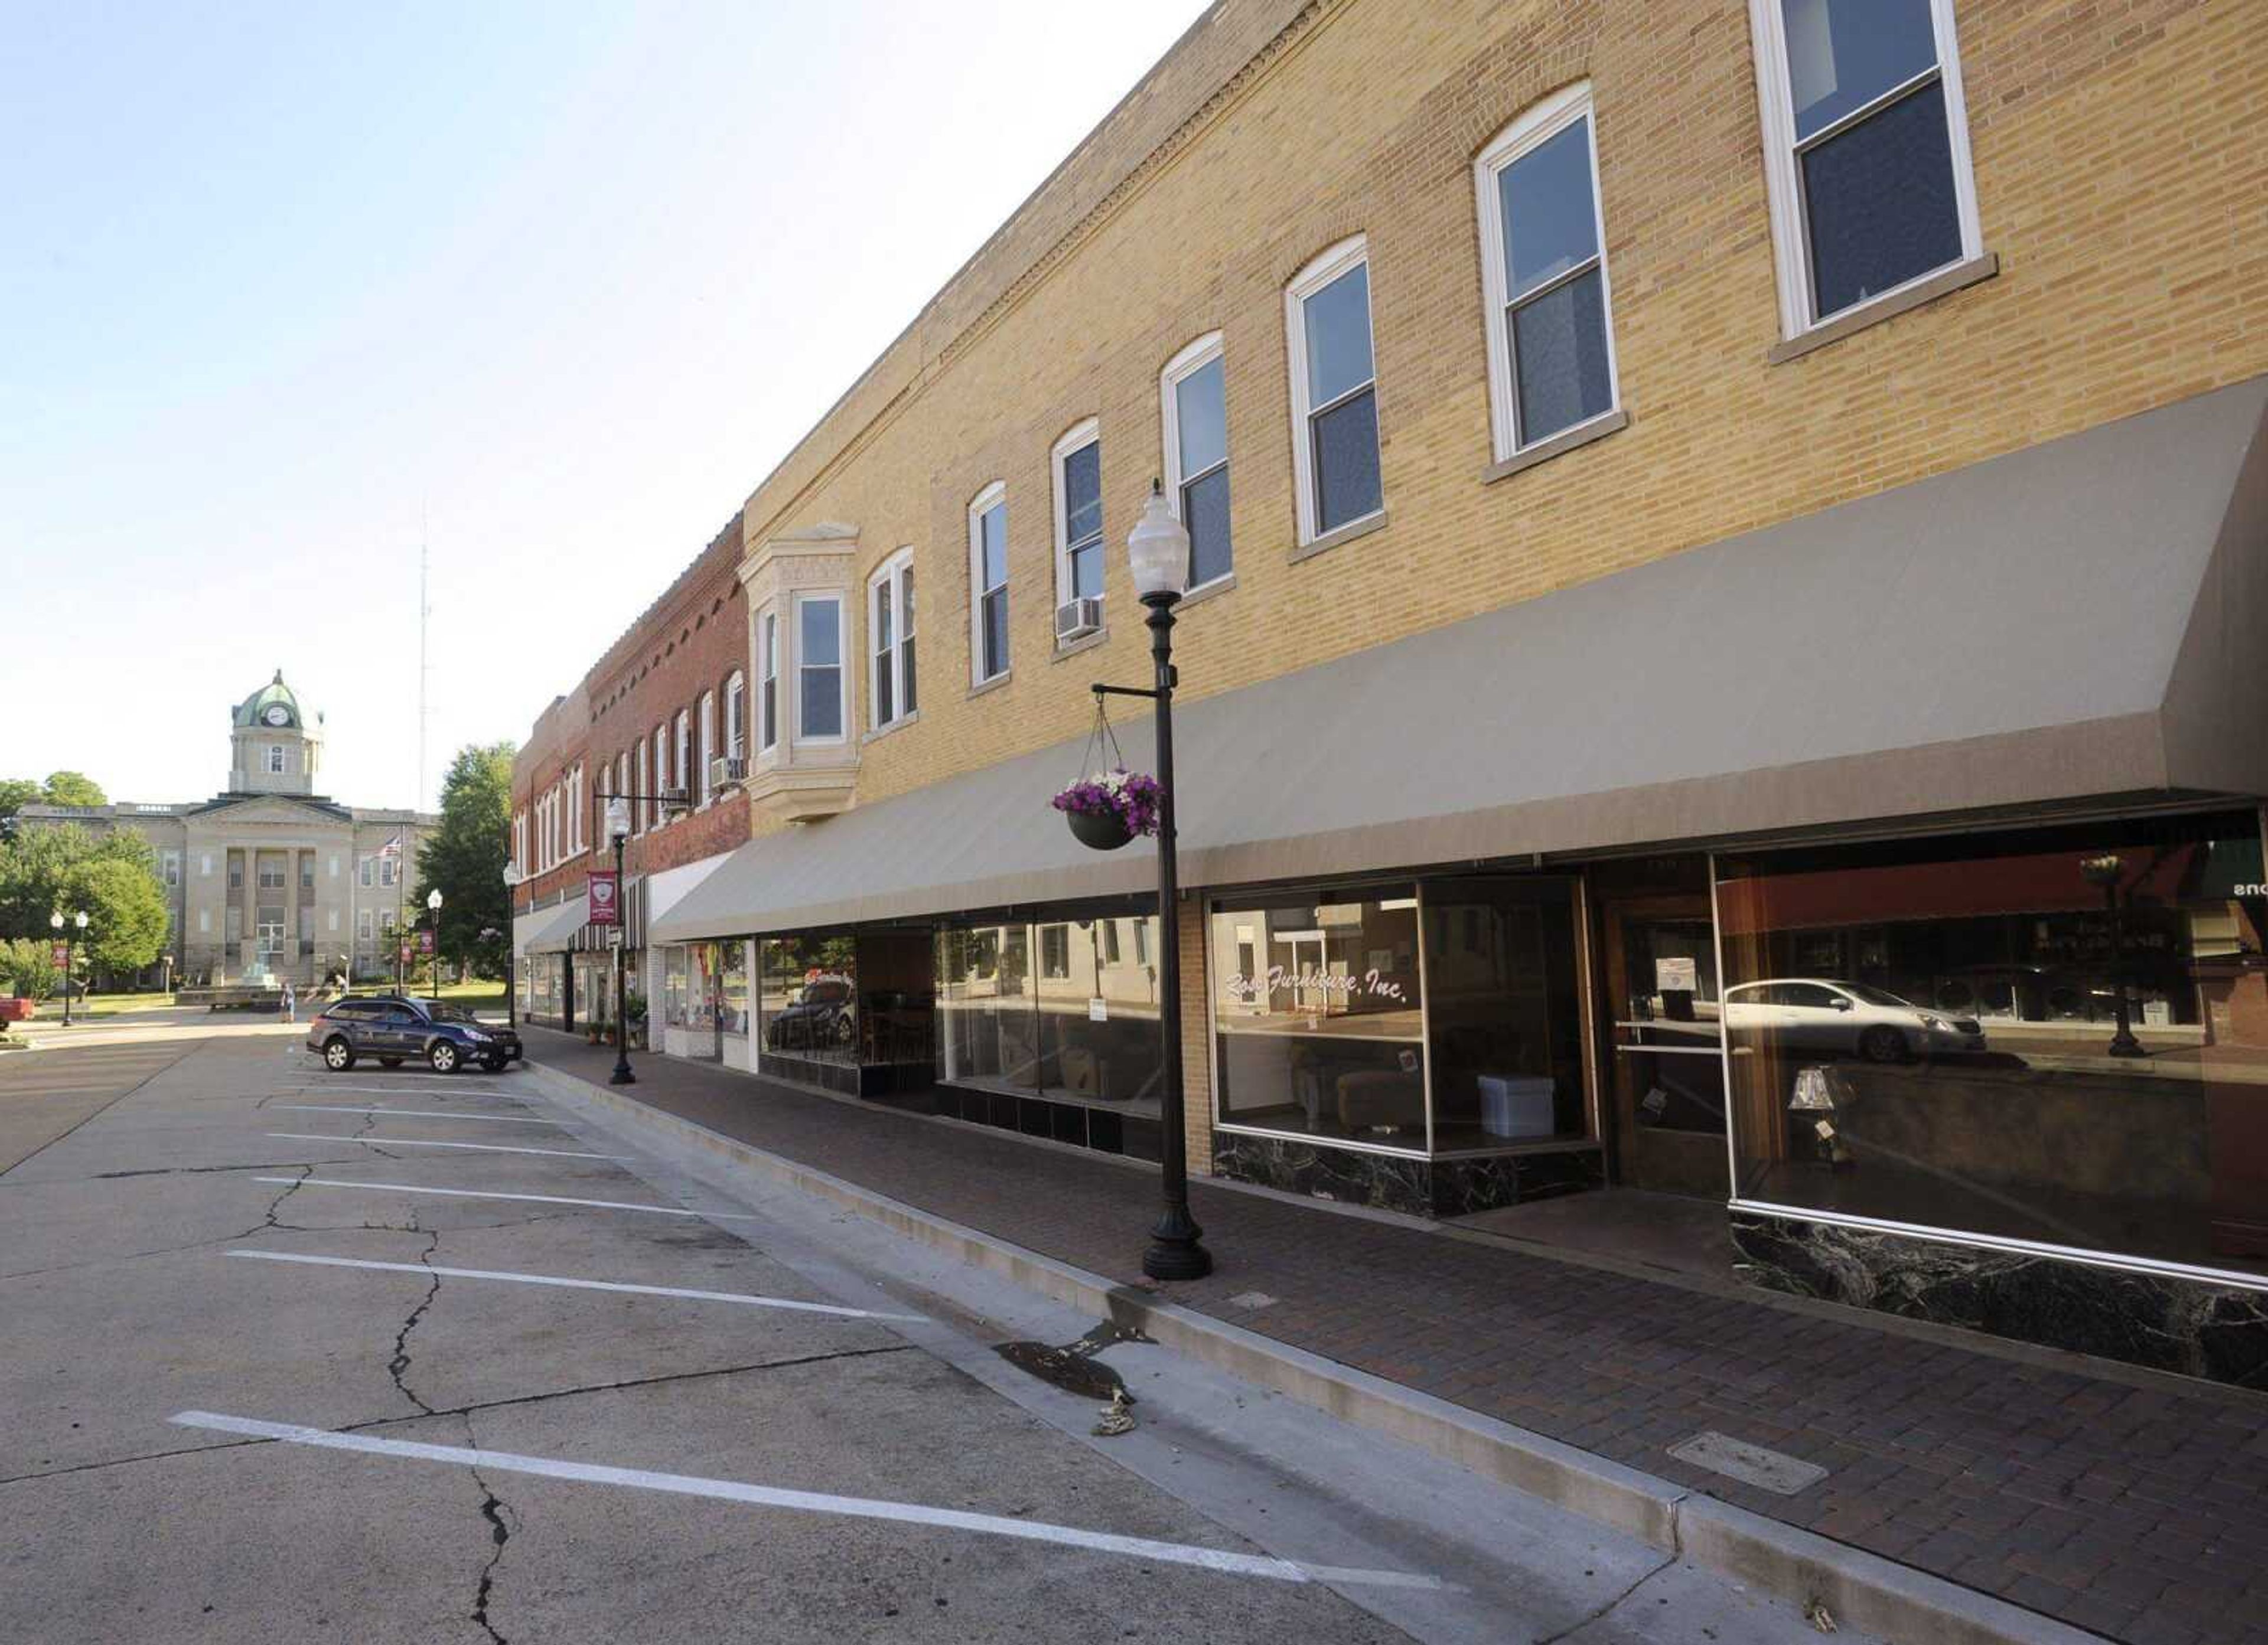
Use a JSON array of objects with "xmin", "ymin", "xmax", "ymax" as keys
[{"xmin": 1723, "ymin": 978, "xmax": 1987, "ymax": 1063}]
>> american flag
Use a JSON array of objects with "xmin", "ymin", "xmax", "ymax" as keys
[{"xmin": 377, "ymin": 833, "xmax": 403, "ymax": 860}]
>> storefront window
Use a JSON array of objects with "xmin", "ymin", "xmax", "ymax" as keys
[
  {"xmin": 1718, "ymin": 811, "xmax": 2268, "ymax": 1277},
  {"xmin": 1211, "ymin": 885, "xmax": 1428, "ymax": 1146},
  {"xmin": 721, "ymin": 941, "xmax": 749, "ymax": 1037},
  {"xmin": 760, "ymin": 933, "xmax": 859, "ymax": 1066},
  {"xmin": 1210, "ymin": 877, "xmax": 1592, "ymax": 1154},
  {"xmin": 663, "ymin": 946, "xmax": 689, "ymax": 1029},
  {"xmin": 936, "ymin": 908, "xmax": 1162, "ymax": 1112}
]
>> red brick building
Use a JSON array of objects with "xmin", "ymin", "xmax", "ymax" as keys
[{"xmin": 509, "ymin": 513, "xmax": 750, "ymax": 1037}]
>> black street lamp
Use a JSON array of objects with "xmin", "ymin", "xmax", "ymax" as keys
[
  {"xmin": 502, "ymin": 866, "xmax": 523, "ymax": 1029},
  {"xmin": 425, "ymin": 887, "xmax": 444, "ymax": 998},
  {"xmin": 1101, "ymin": 480, "xmax": 1212, "ymax": 1282},
  {"xmin": 605, "ymin": 797, "xmax": 636, "ymax": 1086},
  {"xmin": 2080, "ymin": 854, "xmax": 2148, "ymax": 1058},
  {"xmin": 50, "ymin": 909, "xmax": 87, "ymax": 1026}
]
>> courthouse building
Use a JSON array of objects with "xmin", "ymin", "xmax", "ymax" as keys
[
  {"xmin": 513, "ymin": 0, "xmax": 2268, "ymax": 1386},
  {"xmin": 20, "ymin": 671, "xmax": 434, "ymax": 987}
]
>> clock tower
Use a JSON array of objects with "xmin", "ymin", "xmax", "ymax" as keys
[{"xmin": 229, "ymin": 669, "xmax": 325, "ymax": 796}]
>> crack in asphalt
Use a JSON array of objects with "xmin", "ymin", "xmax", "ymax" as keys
[
  {"xmin": 346, "ymin": 1344, "xmax": 918, "ymax": 1432},
  {"xmin": 386, "ymin": 1228, "xmax": 442, "ymax": 1417},
  {"xmin": 466, "ymin": 1414, "xmax": 513, "ymax": 1645},
  {"xmin": 0, "ymin": 1039, "xmax": 207, "ymax": 1180},
  {"xmin": 0, "ymin": 1435, "xmax": 274, "ymax": 1490},
  {"xmin": 85, "ymin": 1161, "xmax": 343, "ymax": 1180},
  {"xmin": 1532, "ymin": 1553, "xmax": 1677, "ymax": 1644}
]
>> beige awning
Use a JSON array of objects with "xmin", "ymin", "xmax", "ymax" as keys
[
  {"xmin": 523, "ymin": 895, "xmax": 589, "ymax": 955},
  {"xmin": 655, "ymin": 375, "xmax": 2268, "ymax": 944}
]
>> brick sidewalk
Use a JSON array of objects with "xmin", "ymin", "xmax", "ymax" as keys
[{"xmin": 524, "ymin": 1029, "xmax": 2268, "ymax": 1644}]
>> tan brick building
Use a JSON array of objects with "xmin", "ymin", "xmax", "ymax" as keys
[{"xmin": 526, "ymin": 0, "xmax": 2268, "ymax": 1382}]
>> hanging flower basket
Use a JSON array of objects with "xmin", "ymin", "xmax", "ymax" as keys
[{"xmin": 1053, "ymin": 768, "xmax": 1161, "ymax": 852}]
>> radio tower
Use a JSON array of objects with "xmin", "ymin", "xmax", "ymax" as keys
[{"xmin": 417, "ymin": 515, "xmax": 431, "ymax": 815}]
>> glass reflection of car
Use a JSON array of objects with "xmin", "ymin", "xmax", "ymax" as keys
[
  {"xmin": 765, "ymin": 977, "xmax": 855, "ymax": 1051},
  {"xmin": 1723, "ymin": 979, "xmax": 1985, "ymax": 1063}
]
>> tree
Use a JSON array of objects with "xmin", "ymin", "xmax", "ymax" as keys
[
  {"xmin": 68, "ymin": 856, "xmax": 170, "ymax": 978},
  {"xmin": 415, "ymin": 743, "xmax": 515, "ymax": 979},
  {"xmin": 0, "ymin": 938, "xmax": 59, "ymax": 1001},
  {"xmin": 0, "ymin": 779, "xmax": 41, "ymax": 837},
  {"xmin": 0, "ymin": 824, "xmax": 162, "ymax": 945},
  {"xmin": 41, "ymin": 771, "xmax": 106, "ymax": 808}
]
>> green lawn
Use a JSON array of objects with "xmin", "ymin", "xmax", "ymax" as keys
[
  {"xmin": 35, "ymin": 991, "xmax": 177, "ymax": 1019},
  {"xmin": 428, "ymin": 980, "xmax": 507, "ymax": 1011}
]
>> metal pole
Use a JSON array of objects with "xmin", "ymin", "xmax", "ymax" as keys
[
  {"xmin": 62, "ymin": 931, "xmax": 74, "ymax": 1027},
  {"xmin": 2103, "ymin": 880, "xmax": 2145, "ymax": 1058},
  {"xmin": 611, "ymin": 833, "xmax": 635, "ymax": 1085},
  {"xmin": 1141, "ymin": 592, "xmax": 1209, "ymax": 1281}
]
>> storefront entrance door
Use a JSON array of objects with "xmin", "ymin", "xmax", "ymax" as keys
[{"xmin": 1602, "ymin": 895, "xmax": 1730, "ymax": 1198}]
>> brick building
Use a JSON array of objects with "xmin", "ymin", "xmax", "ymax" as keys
[
  {"xmin": 522, "ymin": 0, "xmax": 2268, "ymax": 1385},
  {"xmin": 509, "ymin": 513, "xmax": 751, "ymax": 1040}
]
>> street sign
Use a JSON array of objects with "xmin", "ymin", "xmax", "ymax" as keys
[{"xmin": 588, "ymin": 869, "xmax": 620, "ymax": 926}]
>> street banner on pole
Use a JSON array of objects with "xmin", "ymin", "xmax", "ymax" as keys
[{"xmin": 588, "ymin": 870, "xmax": 620, "ymax": 927}]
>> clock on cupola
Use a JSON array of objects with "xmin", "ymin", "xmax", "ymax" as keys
[{"xmin": 230, "ymin": 670, "xmax": 324, "ymax": 796}]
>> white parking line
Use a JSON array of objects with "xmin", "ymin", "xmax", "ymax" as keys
[
  {"xmin": 269, "ymin": 1105, "xmax": 563, "ymax": 1127},
  {"xmin": 224, "ymin": 1251, "xmax": 924, "ymax": 1320},
  {"xmin": 252, "ymin": 1177, "xmax": 755, "ymax": 1220},
  {"xmin": 168, "ymin": 1412, "xmax": 1445, "ymax": 1589},
  {"xmin": 263, "ymin": 1132, "xmax": 621, "ymax": 1161}
]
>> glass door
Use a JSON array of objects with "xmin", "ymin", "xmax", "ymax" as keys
[{"xmin": 1602, "ymin": 895, "xmax": 1729, "ymax": 1197}]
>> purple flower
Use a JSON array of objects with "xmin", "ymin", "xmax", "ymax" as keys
[{"xmin": 1052, "ymin": 768, "xmax": 1163, "ymax": 836}]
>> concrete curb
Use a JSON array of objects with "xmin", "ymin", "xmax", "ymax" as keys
[{"xmin": 524, "ymin": 1056, "xmax": 2101, "ymax": 1645}]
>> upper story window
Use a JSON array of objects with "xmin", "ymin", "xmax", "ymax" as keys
[
  {"xmin": 265, "ymin": 744, "xmax": 286, "ymax": 774},
  {"xmin": 1161, "ymin": 333, "xmax": 1231, "ymax": 590},
  {"xmin": 796, "ymin": 593, "xmax": 845, "ymax": 742},
  {"xmin": 698, "ymin": 691, "xmax": 716, "ymax": 805},
  {"xmin": 1285, "ymin": 236, "xmax": 1382, "ymax": 544},
  {"xmin": 1051, "ymin": 422, "xmax": 1103, "ymax": 617},
  {"xmin": 967, "ymin": 483, "xmax": 1009, "ymax": 685},
  {"xmin": 615, "ymin": 752, "xmax": 629, "ymax": 823},
  {"xmin": 870, "ymin": 549, "xmax": 917, "ymax": 731},
  {"xmin": 258, "ymin": 860, "xmax": 285, "ymax": 890},
  {"xmin": 758, "ymin": 611, "xmax": 780, "ymax": 752},
  {"xmin": 673, "ymin": 710, "xmax": 691, "ymax": 811},
  {"xmin": 1476, "ymin": 84, "xmax": 1621, "ymax": 459},
  {"xmin": 636, "ymin": 736, "xmax": 652, "ymax": 831},
  {"xmin": 1749, "ymin": 0, "xmax": 1980, "ymax": 333},
  {"xmin": 725, "ymin": 671, "xmax": 746, "ymax": 760}
]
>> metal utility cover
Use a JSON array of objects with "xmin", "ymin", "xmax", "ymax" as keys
[{"xmin": 1667, "ymin": 1431, "xmax": 1827, "ymax": 1495}]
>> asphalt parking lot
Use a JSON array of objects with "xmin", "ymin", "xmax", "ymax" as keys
[{"xmin": 0, "ymin": 1020, "xmax": 1866, "ymax": 1643}]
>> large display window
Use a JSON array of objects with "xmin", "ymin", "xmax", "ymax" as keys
[
  {"xmin": 1208, "ymin": 876, "xmax": 1591, "ymax": 1154},
  {"xmin": 1718, "ymin": 811, "xmax": 2268, "ymax": 1277},
  {"xmin": 759, "ymin": 933, "xmax": 859, "ymax": 1067},
  {"xmin": 935, "ymin": 906, "xmax": 1164, "ymax": 1115},
  {"xmin": 721, "ymin": 941, "xmax": 749, "ymax": 1038}
]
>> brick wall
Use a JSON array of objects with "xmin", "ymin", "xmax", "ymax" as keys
[{"xmin": 722, "ymin": 0, "xmax": 2260, "ymax": 837}]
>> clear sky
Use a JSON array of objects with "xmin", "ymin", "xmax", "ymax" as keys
[{"xmin": 1, "ymin": 1, "xmax": 1207, "ymax": 811}]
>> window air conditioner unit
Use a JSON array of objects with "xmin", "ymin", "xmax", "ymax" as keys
[
  {"xmin": 1054, "ymin": 596, "xmax": 1104, "ymax": 642},
  {"xmin": 711, "ymin": 755, "xmax": 748, "ymax": 790}
]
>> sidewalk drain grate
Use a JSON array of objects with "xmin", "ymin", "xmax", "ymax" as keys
[{"xmin": 1667, "ymin": 1431, "xmax": 1827, "ymax": 1495}]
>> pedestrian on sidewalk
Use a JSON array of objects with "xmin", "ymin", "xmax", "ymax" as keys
[{"xmin": 279, "ymin": 982, "xmax": 295, "ymax": 1024}]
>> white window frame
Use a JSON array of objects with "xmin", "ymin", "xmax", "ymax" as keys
[
  {"xmin": 791, "ymin": 591, "xmax": 848, "ymax": 746},
  {"xmin": 615, "ymin": 752, "xmax": 629, "ymax": 825},
  {"xmin": 1050, "ymin": 419, "xmax": 1103, "ymax": 623},
  {"xmin": 966, "ymin": 481, "xmax": 1009, "ymax": 686},
  {"xmin": 698, "ymin": 691, "xmax": 716, "ymax": 805},
  {"xmin": 869, "ymin": 547, "xmax": 917, "ymax": 731},
  {"xmin": 725, "ymin": 671, "xmax": 745, "ymax": 761},
  {"xmin": 1159, "ymin": 331, "xmax": 1230, "ymax": 594},
  {"xmin": 673, "ymin": 710, "xmax": 691, "ymax": 814},
  {"xmin": 1283, "ymin": 233, "xmax": 1381, "ymax": 547},
  {"xmin": 636, "ymin": 739, "xmax": 651, "ymax": 832},
  {"xmin": 757, "ymin": 609, "xmax": 781, "ymax": 753},
  {"xmin": 1474, "ymin": 83, "xmax": 1622, "ymax": 462},
  {"xmin": 1748, "ymin": 0, "xmax": 1982, "ymax": 340}
]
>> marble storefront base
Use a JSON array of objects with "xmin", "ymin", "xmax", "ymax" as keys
[
  {"xmin": 1732, "ymin": 1210, "xmax": 2268, "ymax": 1389},
  {"xmin": 1211, "ymin": 1132, "xmax": 1604, "ymax": 1218}
]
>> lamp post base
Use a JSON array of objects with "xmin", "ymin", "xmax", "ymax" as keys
[
  {"xmin": 610, "ymin": 1059, "xmax": 637, "ymax": 1085},
  {"xmin": 2106, "ymin": 1031, "xmax": 2148, "ymax": 1058},
  {"xmin": 1142, "ymin": 1207, "xmax": 1211, "ymax": 1282}
]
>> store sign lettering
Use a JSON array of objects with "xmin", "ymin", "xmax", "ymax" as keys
[{"xmin": 1225, "ymin": 967, "xmax": 1406, "ymax": 1003}]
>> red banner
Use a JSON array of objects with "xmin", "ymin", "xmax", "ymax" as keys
[
  {"xmin": 51, "ymin": 944, "xmax": 69, "ymax": 968},
  {"xmin": 588, "ymin": 869, "xmax": 621, "ymax": 927},
  {"xmin": 418, "ymin": 929, "xmax": 435, "ymax": 955}
]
